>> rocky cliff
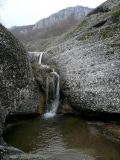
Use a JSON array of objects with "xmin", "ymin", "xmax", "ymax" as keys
[
  {"xmin": 10, "ymin": 6, "xmax": 92, "ymax": 51},
  {"xmin": 34, "ymin": 6, "xmax": 92, "ymax": 29},
  {"xmin": 43, "ymin": 0, "xmax": 120, "ymax": 114},
  {"xmin": 0, "ymin": 24, "xmax": 39, "ymax": 144}
]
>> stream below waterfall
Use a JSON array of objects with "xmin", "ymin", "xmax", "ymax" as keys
[{"xmin": 3, "ymin": 115, "xmax": 120, "ymax": 160}]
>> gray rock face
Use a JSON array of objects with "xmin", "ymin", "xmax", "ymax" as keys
[
  {"xmin": 10, "ymin": 6, "xmax": 92, "ymax": 52},
  {"xmin": 0, "ymin": 24, "xmax": 39, "ymax": 141},
  {"xmin": 43, "ymin": 0, "xmax": 120, "ymax": 113},
  {"xmin": 35, "ymin": 6, "xmax": 92, "ymax": 29},
  {"xmin": 10, "ymin": 6, "xmax": 92, "ymax": 33}
]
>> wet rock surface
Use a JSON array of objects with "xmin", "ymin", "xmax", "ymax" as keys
[
  {"xmin": 89, "ymin": 121, "xmax": 120, "ymax": 143},
  {"xmin": 43, "ymin": 0, "xmax": 120, "ymax": 114},
  {"xmin": 0, "ymin": 145, "xmax": 23, "ymax": 160},
  {"xmin": 32, "ymin": 64, "xmax": 52, "ymax": 91}
]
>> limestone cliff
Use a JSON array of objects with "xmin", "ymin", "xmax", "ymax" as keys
[
  {"xmin": 35, "ymin": 6, "xmax": 92, "ymax": 29},
  {"xmin": 10, "ymin": 6, "xmax": 92, "ymax": 51}
]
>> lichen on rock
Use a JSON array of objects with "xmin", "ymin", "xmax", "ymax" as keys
[
  {"xmin": 0, "ymin": 24, "xmax": 39, "ymax": 143},
  {"xmin": 43, "ymin": 0, "xmax": 120, "ymax": 114}
]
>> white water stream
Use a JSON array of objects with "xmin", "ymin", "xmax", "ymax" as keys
[
  {"xmin": 38, "ymin": 52, "xmax": 44, "ymax": 64},
  {"xmin": 44, "ymin": 71, "xmax": 60, "ymax": 118}
]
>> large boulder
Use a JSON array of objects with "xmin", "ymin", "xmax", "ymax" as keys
[
  {"xmin": 0, "ymin": 24, "xmax": 39, "ymax": 142},
  {"xmin": 43, "ymin": 0, "xmax": 120, "ymax": 114}
]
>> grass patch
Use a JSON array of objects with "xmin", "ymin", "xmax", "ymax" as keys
[
  {"xmin": 107, "ymin": 6, "xmax": 120, "ymax": 24},
  {"xmin": 100, "ymin": 27, "xmax": 115, "ymax": 39},
  {"xmin": 76, "ymin": 31, "xmax": 95, "ymax": 41},
  {"xmin": 112, "ymin": 6, "xmax": 120, "ymax": 17}
]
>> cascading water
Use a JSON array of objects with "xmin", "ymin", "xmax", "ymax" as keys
[
  {"xmin": 38, "ymin": 52, "xmax": 44, "ymax": 64},
  {"xmin": 28, "ymin": 51, "xmax": 60, "ymax": 118},
  {"xmin": 38, "ymin": 52, "xmax": 50, "ymax": 69},
  {"xmin": 44, "ymin": 70, "xmax": 60, "ymax": 118}
]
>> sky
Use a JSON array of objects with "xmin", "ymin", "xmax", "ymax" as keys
[{"xmin": 0, "ymin": 0, "xmax": 106, "ymax": 28}]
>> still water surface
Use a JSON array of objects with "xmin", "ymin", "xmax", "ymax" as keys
[{"xmin": 3, "ymin": 115, "xmax": 120, "ymax": 160}]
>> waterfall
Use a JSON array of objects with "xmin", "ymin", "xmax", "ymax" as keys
[
  {"xmin": 28, "ymin": 51, "xmax": 60, "ymax": 118},
  {"xmin": 44, "ymin": 71, "xmax": 60, "ymax": 118},
  {"xmin": 38, "ymin": 52, "xmax": 44, "ymax": 64}
]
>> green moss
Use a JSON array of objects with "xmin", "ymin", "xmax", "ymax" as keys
[
  {"xmin": 109, "ymin": 6, "xmax": 120, "ymax": 23},
  {"xmin": 112, "ymin": 7, "xmax": 120, "ymax": 17},
  {"xmin": 63, "ymin": 29, "xmax": 75, "ymax": 41},
  {"xmin": 110, "ymin": 39, "xmax": 120, "ymax": 49},
  {"xmin": 76, "ymin": 31, "xmax": 94, "ymax": 41},
  {"xmin": 100, "ymin": 27, "xmax": 114, "ymax": 39},
  {"xmin": 76, "ymin": 19, "xmax": 87, "ymax": 31},
  {"xmin": 31, "ymin": 62, "xmax": 38, "ymax": 71},
  {"xmin": 47, "ymin": 49, "xmax": 54, "ymax": 55},
  {"xmin": 111, "ymin": 43, "xmax": 120, "ymax": 48}
]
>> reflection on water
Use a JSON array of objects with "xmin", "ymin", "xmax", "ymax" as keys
[{"xmin": 3, "ymin": 116, "xmax": 120, "ymax": 160}]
